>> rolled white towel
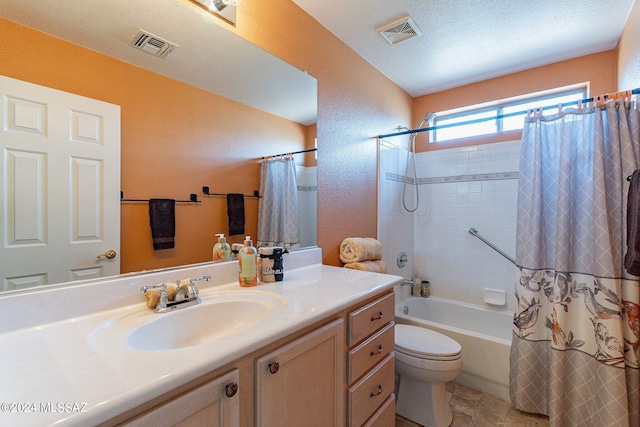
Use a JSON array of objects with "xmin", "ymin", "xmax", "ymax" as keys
[
  {"xmin": 343, "ymin": 260, "xmax": 387, "ymax": 273},
  {"xmin": 339, "ymin": 237, "xmax": 383, "ymax": 263}
]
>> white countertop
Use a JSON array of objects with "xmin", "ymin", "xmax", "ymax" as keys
[{"xmin": 0, "ymin": 249, "xmax": 401, "ymax": 426}]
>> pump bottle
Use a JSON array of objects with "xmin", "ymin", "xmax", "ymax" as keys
[
  {"xmin": 238, "ymin": 236, "xmax": 258, "ymax": 287},
  {"xmin": 213, "ymin": 234, "xmax": 231, "ymax": 262}
]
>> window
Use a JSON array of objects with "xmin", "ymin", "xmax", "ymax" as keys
[{"xmin": 431, "ymin": 85, "xmax": 588, "ymax": 143}]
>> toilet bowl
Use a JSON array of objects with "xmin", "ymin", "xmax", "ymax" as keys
[{"xmin": 394, "ymin": 324, "xmax": 463, "ymax": 427}]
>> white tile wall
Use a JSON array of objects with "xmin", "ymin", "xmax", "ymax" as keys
[
  {"xmin": 297, "ymin": 165, "xmax": 317, "ymax": 248},
  {"xmin": 378, "ymin": 139, "xmax": 521, "ymax": 312},
  {"xmin": 377, "ymin": 138, "xmax": 415, "ymax": 278}
]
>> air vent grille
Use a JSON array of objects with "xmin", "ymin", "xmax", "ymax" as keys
[
  {"xmin": 130, "ymin": 30, "xmax": 178, "ymax": 58},
  {"xmin": 377, "ymin": 16, "xmax": 422, "ymax": 46}
]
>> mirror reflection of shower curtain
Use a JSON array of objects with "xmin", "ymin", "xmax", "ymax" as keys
[{"xmin": 257, "ymin": 154, "xmax": 300, "ymax": 248}]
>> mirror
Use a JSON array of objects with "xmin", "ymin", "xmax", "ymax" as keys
[{"xmin": 0, "ymin": 0, "xmax": 317, "ymax": 293}]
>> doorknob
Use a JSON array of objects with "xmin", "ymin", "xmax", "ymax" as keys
[{"xmin": 97, "ymin": 249, "xmax": 117, "ymax": 259}]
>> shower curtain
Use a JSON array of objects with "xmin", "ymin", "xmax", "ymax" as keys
[
  {"xmin": 257, "ymin": 154, "xmax": 300, "ymax": 248},
  {"xmin": 510, "ymin": 98, "xmax": 640, "ymax": 426}
]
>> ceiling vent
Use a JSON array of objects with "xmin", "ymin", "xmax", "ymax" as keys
[
  {"xmin": 377, "ymin": 16, "xmax": 422, "ymax": 46},
  {"xmin": 130, "ymin": 30, "xmax": 178, "ymax": 58}
]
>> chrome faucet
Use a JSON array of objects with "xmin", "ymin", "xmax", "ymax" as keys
[
  {"xmin": 140, "ymin": 275, "xmax": 210, "ymax": 313},
  {"xmin": 174, "ymin": 279, "xmax": 198, "ymax": 302}
]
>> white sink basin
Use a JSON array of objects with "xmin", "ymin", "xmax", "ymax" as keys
[{"xmin": 91, "ymin": 290, "xmax": 285, "ymax": 352}]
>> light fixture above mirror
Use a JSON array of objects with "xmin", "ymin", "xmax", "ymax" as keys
[
  {"xmin": 188, "ymin": 0, "xmax": 239, "ymax": 25},
  {"xmin": 213, "ymin": 0, "xmax": 240, "ymax": 10}
]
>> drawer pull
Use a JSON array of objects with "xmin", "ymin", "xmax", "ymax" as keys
[
  {"xmin": 370, "ymin": 385, "xmax": 383, "ymax": 397},
  {"xmin": 269, "ymin": 361, "xmax": 280, "ymax": 374},
  {"xmin": 370, "ymin": 344, "xmax": 383, "ymax": 356},
  {"xmin": 370, "ymin": 311, "xmax": 383, "ymax": 321},
  {"xmin": 225, "ymin": 382, "xmax": 238, "ymax": 398}
]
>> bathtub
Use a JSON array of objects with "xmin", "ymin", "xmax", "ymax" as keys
[{"xmin": 395, "ymin": 295, "xmax": 513, "ymax": 401}]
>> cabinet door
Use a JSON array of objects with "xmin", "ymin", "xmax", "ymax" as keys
[
  {"xmin": 255, "ymin": 319, "xmax": 345, "ymax": 427},
  {"xmin": 120, "ymin": 369, "xmax": 240, "ymax": 427}
]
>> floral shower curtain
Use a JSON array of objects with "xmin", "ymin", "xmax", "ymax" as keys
[
  {"xmin": 257, "ymin": 154, "xmax": 300, "ymax": 248},
  {"xmin": 510, "ymin": 98, "xmax": 640, "ymax": 426}
]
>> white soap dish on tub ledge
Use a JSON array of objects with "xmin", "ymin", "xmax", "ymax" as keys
[{"xmin": 484, "ymin": 288, "xmax": 506, "ymax": 306}]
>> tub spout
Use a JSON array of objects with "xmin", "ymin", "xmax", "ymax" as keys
[{"xmin": 401, "ymin": 279, "xmax": 416, "ymax": 288}]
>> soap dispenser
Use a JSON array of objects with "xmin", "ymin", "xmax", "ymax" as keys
[
  {"xmin": 213, "ymin": 233, "xmax": 231, "ymax": 262},
  {"xmin": 238, "ymin": 236, "xmax": 258, "ymax": 287}
]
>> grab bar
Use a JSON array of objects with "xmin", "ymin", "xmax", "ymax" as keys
[{"xmin": 468, "ymin": 228, "xmax": 516, "ymax": 266}]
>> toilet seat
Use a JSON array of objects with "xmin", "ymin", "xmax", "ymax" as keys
[{"xmin": 395, "ymin": 324, "xmax": 461, "ymax": 361}]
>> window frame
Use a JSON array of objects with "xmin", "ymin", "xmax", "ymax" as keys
[{"xmin": 430, "ymin": 84, "xmax": 588, "ymax": 143}]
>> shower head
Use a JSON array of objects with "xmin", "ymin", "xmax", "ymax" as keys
[{"xmin": 416, "ymin": 112, "xmax": 436, "ymax": 129}]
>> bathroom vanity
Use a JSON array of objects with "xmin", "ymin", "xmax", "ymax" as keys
[{"xmin": 0, "ymin": 248, "xmax": 401, "ymax": 427}]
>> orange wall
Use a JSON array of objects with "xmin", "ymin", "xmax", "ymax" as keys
[
  {"xmin": 413, "ymin": 51, "xmax": 618, "ymax": 152},
  {"xmin": 304, "ymin": 124, "xmax": 317, "ymax": 167},
  {"xmin": 618, "ymin": 0, "xmax": 640, "ymax": 90},
  {"xmin": 0, "ymin": 17, "xmax": 310, "ymax": 273},
  {"xmin": 234, "ymin": 0, "xmax": 413, "ymax": 265}
]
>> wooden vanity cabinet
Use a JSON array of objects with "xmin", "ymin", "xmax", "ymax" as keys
[
  {"xmin": 255, "ymin": 319, "xmax": 345, "ymax": 427},
  {"xmin": 106, "ymin": 289, "xmax": 395, "ymax": 427},
  {"xmin": 346, "ymin": 292, "xmax": 396, "ymax": 427},
  {"xmin": 119, "ymin": 369, "xmax": 240, "ymax": 427}
]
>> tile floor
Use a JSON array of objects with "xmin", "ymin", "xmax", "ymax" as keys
[{"xmin": 395, "ymin": 382, "xmax": 549, "ymax": 427}]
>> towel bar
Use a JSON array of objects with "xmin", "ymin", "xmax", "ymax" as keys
[
  {"xmin": 202, "ymin": 186, "xmax": 260, "ymax": 198},
  {"xmin": 120, "ymin": 191, "xmax": 201, "ymax": 203}
]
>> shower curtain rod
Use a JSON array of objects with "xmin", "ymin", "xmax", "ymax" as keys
[
  {"xmin": 377, "ymin": 87, "xmax": 640, "ymax": 139},
  {"xmin": 261, "ymin": 148, "xmax": 317, "ymax": 159}
]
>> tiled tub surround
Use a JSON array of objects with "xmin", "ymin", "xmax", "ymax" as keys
[
  {"xmin": 0, "ymin": 248, "xmax": 401, "ymax": 426},
  {"xmin": 378, "ymin": 140, "xmax": 520, "ymax": 311},
  {"xmin": 297, "ymin": 165, "xmax": 318, "ymax": 248}
]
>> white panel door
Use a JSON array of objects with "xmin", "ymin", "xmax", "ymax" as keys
[{"xmin": 0, "ymin": 76, "xmax": 120, "ymax": 291}]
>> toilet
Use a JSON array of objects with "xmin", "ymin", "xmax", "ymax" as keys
[{"xmin": 394, "ymin": 324, "xmax": 463, "ymax": 427}]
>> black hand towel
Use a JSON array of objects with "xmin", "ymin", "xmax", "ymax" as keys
[
  {"xmin": 227, "ymin": 193, "xmax": 245, "ymax": 236},
  {"xmin": 149, "ymin": 199, "xmax": 175, "ymax": 250},
  {"xmin": 625, "ymin": 169, "xmax": 640, "ymax": 275}
]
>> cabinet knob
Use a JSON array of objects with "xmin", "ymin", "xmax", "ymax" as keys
[
  {"xmin": 370, "ymin": 311, "xmax": 383, "ymax": 321},
  {"xmin": 269, "ymin": 361, "xmax": 279, "ymax": 374},
  {"xmin": 225, "ymin": 382, "xmax": 238, "ymax": 398},
  {"xmin": 370, "ymin": 344, "xmax": 383, "ymax": 356},
  {"xmin": 370, "ymin": 385, "xmax": 383, "ymax": 397}
]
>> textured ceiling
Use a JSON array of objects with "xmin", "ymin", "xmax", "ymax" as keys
[
  {"xmin": 292, "ymin": 0, "xmax": 636, "ymax": 96},
  {"xmin": 2, "ymin": 0, "xmax": 635, "ymax": 106},
  {"xmin": 0, "ymin": 0, "xmax": 318, "ymax": 125}
]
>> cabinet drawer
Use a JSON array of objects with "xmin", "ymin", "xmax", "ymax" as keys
[
  {"xmin": 347, "ymin": 352, "xmax": 395, "ymax": 427},
  {"xmin": 348, "ymin": 292, "xmax": 395, "ymax": 347},
  {"xmin": 363, "ymin": 394, "xmax": 395, "ymax": 427},
  {"xmin": 348, "ymin": 322, "xmax": 394, "ymax": 384}
]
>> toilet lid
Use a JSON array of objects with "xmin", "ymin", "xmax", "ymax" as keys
[{"xmin": 395, "ymin": 324, "xmax": 461, "ymax": 360}]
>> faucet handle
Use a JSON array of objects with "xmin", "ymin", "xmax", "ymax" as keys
[
  {"xmin": 156, "ymin": 284, "xmax": 169, "ymax": 310},
  {"xmin": 140, "ymin": 283, "xmax": 170, "ymax": 293},
  {"xmin": 188, "ymin": 279, "xmax": 199, "ymax": 298},
  {"xmin": 140, "ymin": 283, "xmax": 169, "ymax": 311}
]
